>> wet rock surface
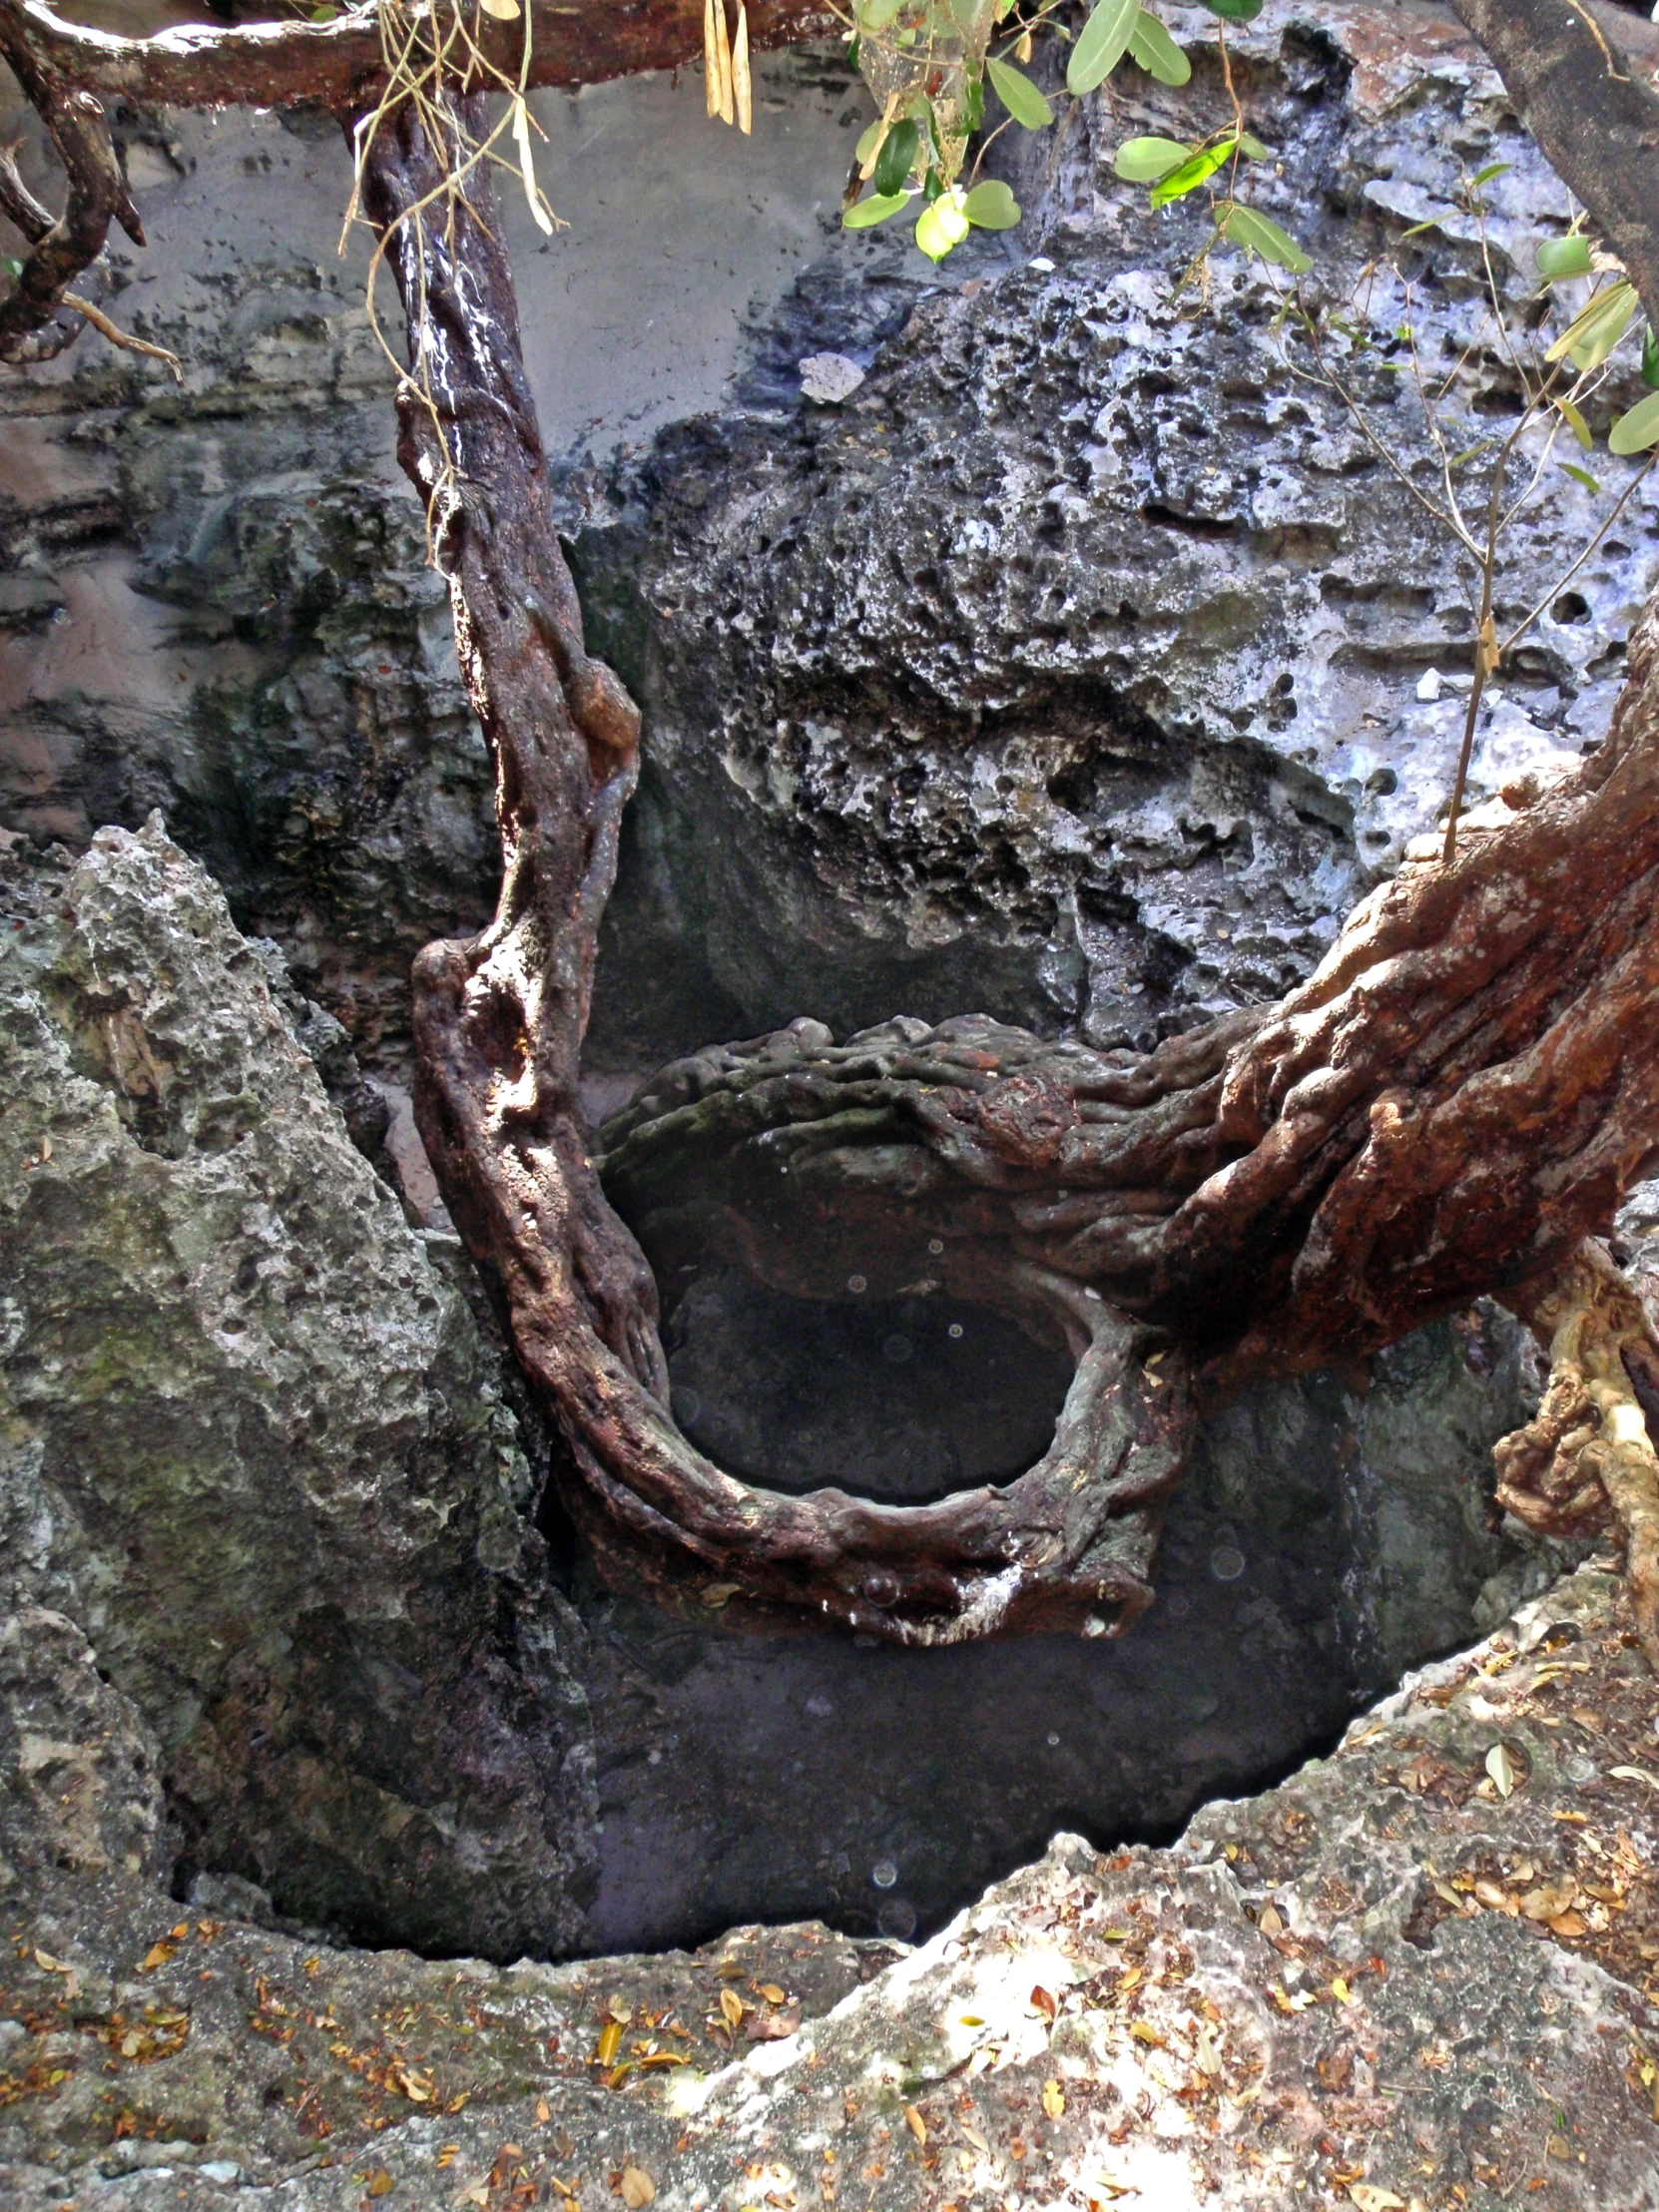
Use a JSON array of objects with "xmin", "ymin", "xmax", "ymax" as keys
[
  {"xmin": 0, "ymin": 821, "xmax": 596, "ymax": 1959},
  {"xmin": 3, "ymin": 1563, "xmax": 1656, "ymax": 2210}
]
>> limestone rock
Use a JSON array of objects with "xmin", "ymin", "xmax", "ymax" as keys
[
  {"xmin": 0, "ymin": 818, "xmax": 596, "ymax": 1957},
  {"xmin": 2, "ymin": 1564, "xmax": 1654, "ymax": 2208}
]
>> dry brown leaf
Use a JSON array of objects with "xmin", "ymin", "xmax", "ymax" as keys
[
  {"xmin": 904, "ymin": 2105, "xmax": 927, "ymax": 2145},
  {"xmin": 758, "ymin": 1983, "xmax": 787, "ymax": 2004},
  {"xmin": 620, "ymin": 2167, "xmax": 655, "ymax": 2208},
  {"xmin": 1548, "ymin": 1909, "xmax": 1589, "ymax": 1937},
  {"xmin": 1485, "ymin": 1743, "xmax": 1518, "ymax": 1798},
  {"xmin": 364, "ymin": 2171, "xmax": 393, "ymax": 2199},
  {"xmin": 732, "ymin": 3, "xmax": 752, "ymax": 134},
  {"xmin": 1348, "ymin": 2188, "xmax": 1406, "ymax": 2212},
  {"xmin": 1041, "ymin": 2079, "xmax": 1065, "ymax": 2118},
  {"xmin": 140, "ymin": 1940, "xmax": 176, "ymax": 1972},
  {"xmin": 1520, "ymin": 1881, "xmax": 1577, "ymax": 1922},
  {"xmin": 720, "ymin": 1988, "xmax": 745, "ymax": 2029},
  {"xmin": 536, "ymin": 2098, "xmax": 552, "ymax": 2124},
  {"xmin": 1258, "ymin": 1905, "xmax": 1284, "ymax": 1936}
]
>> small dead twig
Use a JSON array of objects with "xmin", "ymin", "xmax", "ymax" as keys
[{"xmin": 59, "ymin": 289, "xmax": 181, "ymax": 380}]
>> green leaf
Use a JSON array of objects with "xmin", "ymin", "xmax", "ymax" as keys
[
  {"xmin": 854, "ymin": 0, "xmax": 904, "ymax": 29},
  {"xmin": 962, "ymin": 179, "xmax": 1021, "ymax": 231},
  {"xmin": 1558, "ymin": 461, "xmax": 1601, "ymax": 493},
  {"xmin": 1468, "ymin": 161, "xmax": 1510, "ymax": 187},
  {"xmin": 1555, "ymin": 396, "xmax": 1592, "ymax": 451},
  {"xmin": 1535, "ymin": 234, "xmax": 1594, "ymax": 283},
  {"xmin": 1609, "ymin": 387, "xmax": 1659, "ymax": 455},
  {"xmin": 1200, "ymin": 0, "xmax": 1264, "ymax": 18},
  {"xmin": 1236, "ymin": 132, "xmax": 1272, "ymax": 159},
  {"xmin": 855, "ymin": 117, "xmax": 886, "ymax": 169},
  {"xmin": 843, "ymin": 191, "xmax": 910, "ymax": 231},
  {"xmin": 1068, "ymin": 0, "xmax": 1142, "ymax": 95},
  {"xmin": 1126, "ymin": 10, "xmax": 1191, "ymax": 86},
  {"xmin": 1149, "ymin": 136, "xmax": 1236, "ymax": 208},
  {"xmin": 1545, "ymin": 278, "xmax": 1638, "ymax": 371},
  {"xmin": 1, "ymin": 256, "xmax": 23, "ymax": 279},
  {"xmin": 1114, "ymin": 135, "xmax": 1195, "ymax": 184},
  {"xmin": 985, "ymin": 55, "xmax": 1054, "ymax": 129},
  {"xmin": 1643, "ymin": 325, "xmax": 1659, "ymax": 390},
  {"xmin": 915, "ymin": 190, "xmax": 973, "ymax": 262},
  {"xmin": 873, "ymin": 118, "xmax": 920, "ymax": 197},
  {"xmin": 1220, "ymin": 202, "xmax": 1312, "ymax": 274}
]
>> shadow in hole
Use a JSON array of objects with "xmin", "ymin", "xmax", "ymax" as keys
[{"xmin": 662, "ymin": 1269, "xmax": 1074, "ymax": 1504}]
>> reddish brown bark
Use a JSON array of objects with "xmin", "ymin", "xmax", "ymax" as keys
[{"xmin": 7, "ymin": 3, "xmax": 1659, "ymax": 1650}]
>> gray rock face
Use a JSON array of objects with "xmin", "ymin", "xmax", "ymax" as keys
[
  {"xmin": 576, "ymin": 0, "xmax": 1659, "ymax": 1071},
  {"xmin": 0, "ymin": 818, "xmax": 596, "ymax": 1957}
]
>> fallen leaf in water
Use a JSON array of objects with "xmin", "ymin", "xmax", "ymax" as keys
[
  {"xmin": 1042, "ymin": 2079, "xmax": 1065, "ymax": 2118},
  {"xmin": 619, "ymin": 2167, "xmax": 655, "ymax": 2208},
  {"xmin": 905, "ymin": 2106, "xmax": 927, "ymax": 2145}
]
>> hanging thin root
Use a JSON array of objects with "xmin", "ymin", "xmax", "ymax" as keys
[
  {"xmin": 60, "ymin": 292, "xmax": 182, "ymax": 380},
  {"xmin": 1498, "ymin": 1240, "xmax": 1659, "ymax": 1669}
]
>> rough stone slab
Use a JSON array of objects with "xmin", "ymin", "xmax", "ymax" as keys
[
  {"xmin": 2, "ymin": 1563, "xmax": 1654, "ymax": 2209},
  {"xmin": 0, "ymin": 819, "xmax": 596, "ymax": 1958}
]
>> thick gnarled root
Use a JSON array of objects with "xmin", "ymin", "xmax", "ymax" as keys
[{"xmin": 1499, "ymin": 1241, "xmax": 1659, "ymax": 1668}]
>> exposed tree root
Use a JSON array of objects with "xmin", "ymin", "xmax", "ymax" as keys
[
  {"xmin": 356, "ymin": 82, "xmax": 1659, "ymax": 1648},
  {"xmin": 1498, "ymin": 1242, "xmax": 1659, "ymax": 1669}
]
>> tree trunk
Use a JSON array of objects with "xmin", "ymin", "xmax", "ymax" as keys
[{"xmin": 364, "ymin": 82, "xmax": 1659, "ymax": 1654}]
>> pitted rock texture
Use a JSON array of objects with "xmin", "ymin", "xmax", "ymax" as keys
[
  {"xmin": 2, "ymin": 1564, "xmax": 1655, "ymax": 2210},
  {"xmin": 574, "ymin": 0, "xmax": 1659, "ymax": 1073},
  {"xmin": 0, "ymin": 819, "xmax": 596, "ymax": 1958}
]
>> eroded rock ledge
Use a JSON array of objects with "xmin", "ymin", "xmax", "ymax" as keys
[{"xmin": 3, "ymin": 1564, "xmax": 1655, "ymax": 2210}]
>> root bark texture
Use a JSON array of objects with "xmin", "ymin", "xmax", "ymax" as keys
[
  {"xmin": 364, "ymin": 86, "xmax": 1659, "ymax": 1649},
  {"xmin": 1498, "ymin": 1243, "xmax": 1659, "ymax": 1667}
]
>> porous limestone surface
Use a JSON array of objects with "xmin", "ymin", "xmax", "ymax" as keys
[
  {"xmin": 0, "ymin": 820, "xmax": 596, "ymax": 1960},
  {"xmin": 2, "ymin": 1565, "xmax": 1655, "ymax": 2211}
]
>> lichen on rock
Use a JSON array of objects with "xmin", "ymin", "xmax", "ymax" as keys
[{"xmin": 0, "ymin": 816, "xmax": 595, "ymax": 1958}]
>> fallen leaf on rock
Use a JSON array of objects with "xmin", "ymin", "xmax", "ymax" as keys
[
  {"xmin": 1129, "ymin": 2020, "xmax": 1164, "ymax": 2046},
  {"xmin": 1029, "ymin": 1985, "xmax": 1057, "ymax": 2021},
  {"xmin": 1485, "ymin": 1744, "xmax": 1517, "ymax": 1798},
  {"xmin": 436, "ymin": 2147, "xmax": 458, "ymax": 2170},
  {"xmin": 1193, "ymin": 2026, "xmax": 1222, "ymax": 2077},
  {"xmin": 595, "ymin": 2021, "xmax": 623, "ymax": 2066},
  {"xmin": 904, "ymin": 2105, "xmax": 927, "ymax": 2145},
  {"xmin": 1042, "ymin": 2079, "xmax": 1065, "ymax": 2118},
  {"xmin": 139, "ymin": 1941, "xmax": 176, "ymax": 1972},
  {"xmin": 700, "ymin": 1584, "xmax": 741, "ymax": 1607},
  {"xmin": 1258, "ymin": 1905, "xmax": 1284, "ymax": 1936},
  {"xmin": 536, "ymin": 2099, "xmax": 551, "ymax": 2123},
  {"xmin": 1610, "ymin": 1766, "xmax": 1659, "ymax": 1789},
  {"xmin": 719, "ymin": 1988, "xmax": 745, "ymax": 2030},
  {"xmin": 364, "ymin": 2170, "xmax": 393, "ymax": 2198},
  {"xmin": 1349, "ymin": 2188, "xmax": 1406, "ymax": 2211},
  {"xmin": 619, "ymin": 2167, "xmax": 655, "ymax": 2207},
  {"xmin": 1520, "ymin": 1881, "xmax": 1577, "ymax": 1922},
  {"xmin": 1547, "ymin": 1910, "xmax": 1588, "ymax": 1937},
  {"xmin": 745, "ymin": 2007, "xmax": 801, "ymax": 2041}
]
